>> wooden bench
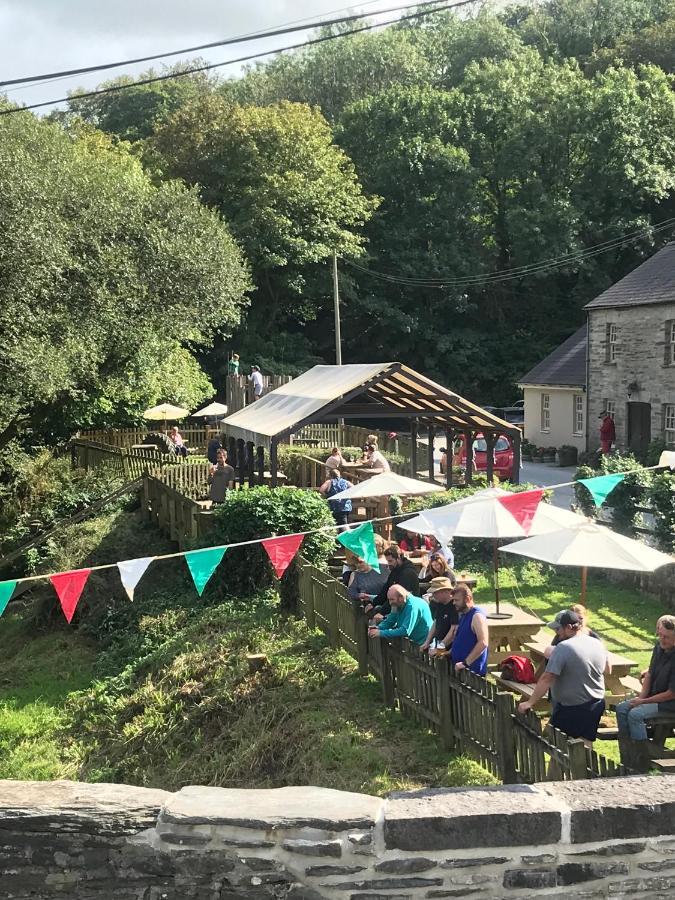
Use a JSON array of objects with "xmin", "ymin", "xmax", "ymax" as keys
[
  {"xmin": 491, "ymin": 674, "xmax": 548, "ymax": 711},
  {"xmin": 651, "ymin": 759, "xmax": 675, "ymax": 774}
]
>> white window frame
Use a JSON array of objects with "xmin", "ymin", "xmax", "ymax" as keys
[
  {"xmin": 665, "ymin": 404, "xmax": 675, "ymax": 447},
  {"xmin": 541, "ymin": 393, "xmax": 550, "ymax": 432},
  {"xmin": 573, "ymin": 394, "xmax": 584, "ymax": 436},
  {"xmin": 668, "ymin": 322, "xmax": 675, "ymax": 365},
  {"xmin": 604, "ymin": 400, "xmax": 615, "ymax": 420},
  {"xmin": 608, "ymin": 323, "xmax": 617, "ymax": 362}
]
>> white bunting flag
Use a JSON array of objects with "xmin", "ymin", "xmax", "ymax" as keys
[{"xmin": 117, "ymin": 557, "xmax": 155, "ymax": 602}]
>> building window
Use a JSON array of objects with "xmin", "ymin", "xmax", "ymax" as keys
[
  {"xmin": 665, "ymin": 322, "xmax": 675, "ymax": 366},
  {"xmin": 604, "ymin": 400, "xmax": 616, "ymax": 421},
  {"xmin": 665, "ymin": 405, "xmax": 675, "ymax": 447},
  {"xmin": 605, "ymin": 323, "xmax": 618, "ymax": 363},
  {"xmin": 573, "ymin": 394, "xmax": 584, "ymax": 435},
  {"xmin": 541, "ymin": 393, "xmax": 550, "ymax": 432}
]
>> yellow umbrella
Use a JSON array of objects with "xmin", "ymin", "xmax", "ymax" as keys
[{"xmin": 143, "ymin": 403, "xmax": 189, "ymax": 429}]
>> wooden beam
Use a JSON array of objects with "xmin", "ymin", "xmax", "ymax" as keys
[
  {"xmin": 270, "ymin": 438, "xmax": 279, "ymax": 488},
  {"xmin": 411, "ymin": 421, "xmax": 418, "ymax": 478},
  {"xmin": 485, "ymin": 432, "xmax": 495, "ymax": 485},
  {"xmin": 464, "ymin": 430, "xmax": 473, "ymax": 485},
  {"xmin": 445, "ymin": 427, "xmax": 453, "ymax": 490},
  {"xmin": 256, "ymin": 445, "xmax": 265, "ymax": 486},
  {"xmin": 246, "ymin": 440, "xmax": 255, "ymax": 487},
  {"xmin": 511, "ymin": 430, "xmax": 521, "ymax": 485},
  {"xmin": 427, "ymin": 425, "xmax": 435, "ymax": 484}
]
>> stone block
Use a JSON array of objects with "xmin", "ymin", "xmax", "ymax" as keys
[
  {"xmin": 282, "ymin": 838, "xmax": 342, "ymax": 857},
  {"xmin": 543, "ymin": 777, "xmax": 675, "ymax": 843},
  {"xmin": 350, "ymin": 895, "xmax": 413, "ymax": 900},
  {"xmin": 522, "ymin": 853, "xmax": 557, "ymax": 864},
  {"xmin": 328, "ymin": 876, "xmax": 444, "ymax": 890},
  {"xmin": 441, "ymin": 856, "xmax": 509, "ymax": 868},
  {"xmin": 306, "ymin": 865, "xmax": 367, "ymax": 877},
  {"xmin": 609, "ymin": 876, "xmax": 675, "ymax": 894},
  {"xmin": 426, "ymin": 891, "xmax": 483, "ymax": 898},
  {"xmin": 374, "ymin": 858, "xmax": 437, "ymax": 873},
  {"xmin": 503, "ymin": 867, "xmax": 557, "ymax": 889},
  {"xmin": 638, "ymin": 859, "xmax": 675, "ymax": 872},
  {"xmin": 160, "ymin": 785, "xmax": 382, "ymax": 831},
  {"xmin": 384, "ymin": 785, "xmax": 563, "ymax": 850},
  {"xmin": 348, "ymin": 832, "xmax": 372, "ymax": 846},
  {"xmin": 569, "ymin": 841, "xmax": 646, "ymax": 857},
  {"xmin": 556, "ymin": 862, "xmax": 629, "ymax": 884}
]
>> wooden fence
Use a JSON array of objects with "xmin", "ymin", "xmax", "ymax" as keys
[
  {"xmin": 71, "ymin": 439, "xmax": 179, "ymax": 481},
  {"xmin": 141, "ymin": 475, "xmax": 214, "ymax": 549},
  {"xmin": 297, "ymin": 558, "xmax": 631, "ymax": 784},
  {"xmin": 225, "ymin": 374, "xmax": 293, "ymax": 415},
  {"xmin": 78, "ymin": 427, "xmax": 217, "ymax": 453}
]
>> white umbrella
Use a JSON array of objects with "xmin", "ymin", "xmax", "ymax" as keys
[
  {"xmin": 144, "ymin": 403, "xmax": 189, "ymax": 422},
  {"xmin": 328, "ymin": 471, "xmax": 445, "ymax": 500},
  {"xmin": 399, "ymin": 488, "xmax": 588, "ymax": 617},
  {"xmin": 192, "ymin": 402, "xmax": 228, "ymax": 417},
  {"xmin": 500, "ymin": 520, "xmax": 674, "ymax": 602}
]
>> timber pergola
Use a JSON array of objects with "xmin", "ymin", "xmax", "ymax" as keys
[{"xmin": 221, "ymin": 363, "xmax": 521, "ymax": 487}]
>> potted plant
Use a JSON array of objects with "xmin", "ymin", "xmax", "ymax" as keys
[
  {"xmin": 521, "ymin": 440, "xmax": 534, "ymax": 461},
  {"xmin": 542, "ymin": 446, "xmax": 557, "ymax": 463},
  {"xmin": 557, "ymin": 444, "xmax": 578, "ymax": 467}
]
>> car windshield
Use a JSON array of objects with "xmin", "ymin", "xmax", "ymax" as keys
[{"xmin": 473, "ymin": 437, "xmax": 510, "ymax": 452}]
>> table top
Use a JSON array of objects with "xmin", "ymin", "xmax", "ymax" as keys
[
  {"xmin": 477, "ymin": 603, "xmax": 544, "ymax": 629},
  {"xmin": 523, "ymin": 639, "xmax": 636, "ymax": 670}
]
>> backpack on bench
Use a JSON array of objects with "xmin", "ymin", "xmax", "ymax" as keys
[{"xmin": 500, "ymin": 654, "xmax": 536, "ymax": 684}]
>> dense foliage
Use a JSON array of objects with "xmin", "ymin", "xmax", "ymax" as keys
[{"xmin": 60, "ymin": 0, "xmax": 675, "ymax": 402}]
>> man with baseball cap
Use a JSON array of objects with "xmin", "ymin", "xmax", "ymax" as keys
[
  {"xmin": 518, "ymin": 610, "xmax": 609, "ymax": 744},
  {"xmin": 421, "ymin": 577, "xmax": 458, "ymax": 656}
]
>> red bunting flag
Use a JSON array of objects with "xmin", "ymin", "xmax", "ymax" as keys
[
  {"xmin": 50, "ymin": 569, "xmax": 91, "ymax": 623},
  {"xmin": 262, "ymin": 534, "xmax": 304, "ymax": 579},
  {"xmin": 497, "ymin": 489, "xmax": 544, "ymax": 535}
]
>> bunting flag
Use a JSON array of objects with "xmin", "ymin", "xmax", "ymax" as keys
[
  {"xmin": 0, "ymin": 580, "xmax": 17, "ymax": 617},
  {"xmin": 262, "ymin": 535, "xmax": 304, "ymax": 579},
  {"xmin": 185, "ymin": 547, "xmax": 226, "ymax": 596},
  {"xmin": 579, "ymin": 473, "xmax": 626, "ymax": 508},
  {"xmin": 337, "ymin": 522, "xmax": 379, "ymax": 568},
  {"xmin": 117, "ymin": 557, "xmax": 155, "ymax": 602},
  {"xmin": 498, "ymin": 489, "xmax": 545, "ymax": 535},
  {"xmin": 50, "ymin": 569, "xmax": 91, "ymax": 623}
]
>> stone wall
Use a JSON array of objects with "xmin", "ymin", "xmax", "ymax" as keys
[
  {"xmin": 587, "ymin": 304, "xmax": 675, "ymax": 451},
  {"xmin": 2, "ymin": 777, "xmax": 675, "ymax": 898}
]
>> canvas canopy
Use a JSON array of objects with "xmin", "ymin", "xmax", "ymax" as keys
[{"xmin": 328, "ymin": 471, "xmax": 445, "ymax": 500}]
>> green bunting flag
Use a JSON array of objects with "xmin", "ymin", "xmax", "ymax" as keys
[
  {"xmin": 337, "ymin": 522, "xmax": 379, "ymax": 568},
  {"xmin": 185, "ymin": 547, "xmax": 227, "ymax": 596},
  {"xmin": 0, "ymin": 580, "xmax": 17, "ymax": 617},
  {"xmin": 579, "ymin": 473, "xmax": 626, "ymax": 507}
]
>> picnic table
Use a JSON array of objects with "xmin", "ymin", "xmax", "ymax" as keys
[
  {"xmin": 523, "ymin": 640, "xmax": 639, "ymax": 705},
  {"xmin": 479, "ymin": 603, "xmax": 545, "ymax": 665}
]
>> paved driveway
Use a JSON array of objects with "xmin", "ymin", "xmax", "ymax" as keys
[{"xmin": 521, "ymin": 461, "xmax": 577, "ymax": 510}]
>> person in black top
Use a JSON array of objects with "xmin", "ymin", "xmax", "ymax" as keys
[
  {"xmin": 366, "ymin": 544, "xmax": 419, "ymax": 620},
  {"xmin": 616, "ymin": 614, "xmax": 675, "ymax": 768},
  {"xmin": 420, "ymin": 577, "xmax": 459, "ymax": 654}
]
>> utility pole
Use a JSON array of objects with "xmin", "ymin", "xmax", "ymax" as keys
[{"xmin": 332, "ymin": 251, "xmax": 342, "ymax": 365}]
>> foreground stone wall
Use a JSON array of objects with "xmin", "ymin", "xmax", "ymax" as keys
[{"xmin": 2, "ymin": 777, "xmax": 675, "ymax": 899}]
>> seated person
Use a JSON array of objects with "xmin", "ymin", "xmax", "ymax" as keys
[
  {"xmin": 341, "ymin": 549, "xmax": 360, "ymax": 587},
  {"xmin": 421, "ymin": 577, "xmax": 459, "ymax": 655},
  {"xmin": 348, "ymin": 556, "xmax": 389, "ymax": 602},
  {"xmin": 419, "ymin": 553, "xmax": 455, "ymax": 586},
  {"xmin": 325, "ymin": 446, "xmax": 345, "ymax": 472},
  {"xmin": 439, "ymin": 447, "xmax": 448, "ymax": 475},
  {"xmin": 616, "ymin": 614, "xmax": 675, "ymax": 768},
  {"xmin": 168, "ymin": 425, "xmax": 188, "ymax": 458},
  {"xmin": 364, "ymin": 443, "xmax": 391, "ymax": 472},
  {"xmin": 398, "ymin": 530, "xmax": 433, "ymax": 556},
  {"xmin": 367, "ymin": 543, "xmax": 420, "ymax": 620},
  {"xmin": 428, "ymin": 534, "xmax": 454, "ymax": 568},
  {"xmin": 208, "ymin": 449, "xmax": 235, "ymax": 504},
  {"xmin": 368, "ymin": 585, "xmax": 432, "ymax": 646}
]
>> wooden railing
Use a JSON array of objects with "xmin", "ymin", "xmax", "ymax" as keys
[
  {"xmin": 294, "ymin": 424, "xmax": 427, "ymax": 462},
  {"xmin": 141, "ymin": 474, "xmax": 214, "ymax": 549},
  {"xmin": 296, "ymin": 558, "xmax": 631, "ymax": 784},
  {"xmin": 225, "ymin": 374, "xmax": 293, "ymax": 415},
  {"xmin": 78, "ymin": 427, "xmax": 216, "ymax": 453},
  {"xmin": 71, "ymin": 439, "xmax": 179, "ymax": 481}
]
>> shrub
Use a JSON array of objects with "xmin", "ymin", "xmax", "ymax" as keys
[
  {"xmin": 574, "ymin": 452, "xmax": 651, "ymax": 532},
  {"xmin": 646, "ymin": 471, "xmax": 675, "ymax": 552},
  {"xmin": 647, "ymin": 438, "xmax": 667, "ymax": 466},
  {"xmin": 208, "ymin": 486, "xmax": 335, "ymax": 604}
]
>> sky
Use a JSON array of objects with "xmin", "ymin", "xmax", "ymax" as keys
[{"xmin": 0, "ymin": 0, "xmax": 406, "ymax": 111}]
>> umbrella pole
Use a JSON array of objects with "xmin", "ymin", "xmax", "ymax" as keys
[
  {"xmin": 487, "ymin": 537, "xmax": 512, "ymax": 620},
  {"xmin": 580, "ymin": 566, "xmax": 587, "ymax": 605}
]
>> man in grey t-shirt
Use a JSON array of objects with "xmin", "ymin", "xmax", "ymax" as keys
[{"xmin": 518, "ymin": 611, "xmax": 608, "ymax": 743}]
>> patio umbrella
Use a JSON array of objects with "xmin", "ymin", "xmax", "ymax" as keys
[
  {"xmin": 399, "ymin": 487, "xmax": 588, "ymax": 617},
  {"xmin": 327, "ymin": 471, "xmax": 445, "ymax": 500},
  {"xmin": 500, "ymin": 520, "xmax": 674, "ymax": 603},
  {"xmin": 192, "ymin": 402, "xmax": 228, "ymax": 417},
  {"xmin": 143, "ymin": 403, "xmax": 190, "ymax": 429}
]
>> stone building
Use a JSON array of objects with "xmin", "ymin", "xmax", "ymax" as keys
[
  {"xmin": 584, "ymin": 241, "xmax": 675, "ymax": 458},
  {"xmin": 518, "ymin": 324, "xmax": 587, "ymax": 453}
]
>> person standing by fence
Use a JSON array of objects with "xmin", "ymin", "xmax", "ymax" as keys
[
  {"xmin": 208, "ymin": 448, "xmax": 235, "ymax": 505},
  {"xmin": 368, "ymin": 585, "xmax": 432, "ymax": 646},
  {"xmin": 450, "ymin": 585, "xmax": 489, "ymax": 676},
  {"xmin": 249, "ymin": 365, "xmax": 264, "ymax": 401},
  {"xmin": 319, "ymin": 468, "xmax": 353, "ymax": 528},
  {"xmin": 228, "ymin": 353, "xmax": 240, "ymax": 376}
]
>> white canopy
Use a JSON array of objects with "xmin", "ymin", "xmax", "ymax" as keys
[
  {"xmin": 400, "ymin": 487, "xmax": 586, "ymax": 541},
  {"xmin": 143, "ymin": 403, "xmax": 189, "ymax": 421},
  {"xmin": 500, "ymin": 521, "xmax": 675, "ymax": 572},
  {"xmin": 329, "ymin": 471, "xmax": 445, "ymax": 500},
  {"xmin": 192, "ymin": 402, "xmax": 228, "ymax": 417}
]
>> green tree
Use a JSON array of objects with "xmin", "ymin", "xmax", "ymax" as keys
[
  {"xmin": 0, "ymin": 114, "xmax": 250, "ymax": 445},
  {"xmin": 153, "ymin": 98, "xmax": 377, "ymax": 337}
]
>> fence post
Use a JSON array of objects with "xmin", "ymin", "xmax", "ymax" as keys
[
  {"xmin": 306, "ymin": 576, "xmax": 316, "ymax": 630},
  {"xmin": 496, "ymin": 692, "xmax": 518, "ymax": 784},
  {"xmin": 380, "ymin": 640, "xmax": 396, "ymax": 709},
  {"xmin": 568, "ymin": 738, "xmax": 588, "ymax": 780},
  {"xmin": 328, "ymin": 579, "xmax": 340, "ymax": 649},
  {"xmin": 437, "ymin": 659, "xmax": 455, "ymax": 750},
  {"xmin": 355, "ymin": 608, "xmax": 369, "ymax": 676}
]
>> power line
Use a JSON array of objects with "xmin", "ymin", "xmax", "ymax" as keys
[
  {"xmin": 343, "ymin": 219, "xmax": 675, "ymax": 288},
  {"xmin": 0, "ymin": 0, "xmax": 460, "ymax": 88},
  {"xmin": 0, "ymin": 0, "xmax": 475, "ymax": 116}
]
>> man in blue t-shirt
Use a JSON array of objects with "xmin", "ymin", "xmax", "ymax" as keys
[
  {"xmin": 319, "ymin": 468, "xmax": 354, "ymax": 527},
  {"xmin": 450, "ymin": 584, "xmax": 489, "ymax": 676},
  {"xmin": 368, "ymin": 585, "xmax": 432, "ymax": 646}
]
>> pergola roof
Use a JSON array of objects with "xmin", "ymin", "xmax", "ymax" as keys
[{"xmin": 222, "ymin": 363, "xmax": 516, "ymax": 447}]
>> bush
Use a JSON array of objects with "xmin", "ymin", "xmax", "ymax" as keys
[
  {"xmin": 208, "ymin": 486, "xmax": 335, "ymax": 604},
  {"xmin": 646, "ymin": 471, "xmax": 675, "ymax": 552},
  {"xmin": 647, "ymin": 438, "xmax": 667, "ymax": 466},
  {"xmin": 573, "ymin": 452, "xmax": 651, "ymax": 532}
]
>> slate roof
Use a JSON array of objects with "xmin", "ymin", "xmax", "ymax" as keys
[
  {"xmin": 518, "ymin": 324, "xmax": 587, "ymax": 388},
  {"xmin": 584, "ymin": 242, "xmax": 675, "ymax": 310}
]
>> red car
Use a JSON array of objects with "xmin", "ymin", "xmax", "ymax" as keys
[{"xmin": 452, "ymin": 433, "xmax": 515, "ymax": 480}]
